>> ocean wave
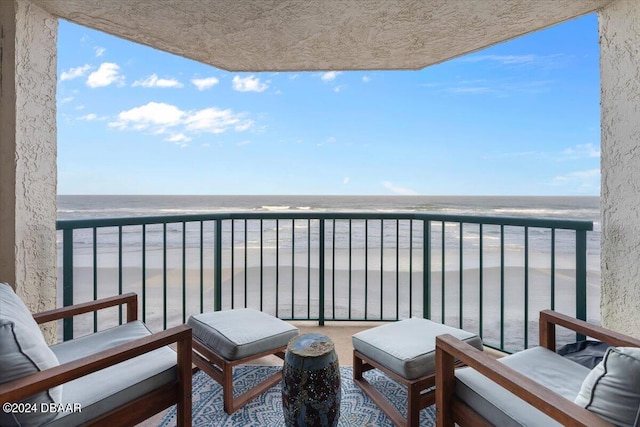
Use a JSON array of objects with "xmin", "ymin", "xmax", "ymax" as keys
[
  {"xmin": 493, "ymin": 208, "xmax": 568, "ymax": 215},
  {"xmin": 157, "ymin": 207, "xmax": 254, "ymax": 214},
  {"xmin": 261, "ymin": 205, "xmax": 291, "ymax": 211}
]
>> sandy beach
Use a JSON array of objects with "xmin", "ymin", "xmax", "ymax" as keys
[{"xmin": 57, "ymin": 243, "xmax": 600, "ymax": 354}]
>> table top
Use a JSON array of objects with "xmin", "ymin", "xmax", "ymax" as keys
[{"xmin": 287, "ymin": 333, "xmax": 335, "ymax": 358}]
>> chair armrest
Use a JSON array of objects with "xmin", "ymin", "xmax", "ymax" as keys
[
  {"xmin": 540, "ymin": 310, "xmax": 640, "ymax": 350},
  {"xmin": 33, "ymin": 293, "xmax": 138, "ymax": 324},
  {"xmin": 0, "ymin": 324, "xmax": 191, "ymax": 403},
  {"xmin": 435, "ymin": 334, "xmax": 613, "ymax": 427}
]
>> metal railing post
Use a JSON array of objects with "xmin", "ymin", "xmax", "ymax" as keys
[
  {"xmin": 214, "ymin": 220, "xmax": 222, "ymax": 311},
  {"xmin": 55, "ymin": 211, "xmax": 593, "ymax": 353},
  {"xmin": 62, "ymin": 229, "xmax": 74, "ymax": 341},
  {"xmin": 319, "ymin": 218, "xmax": 325, "ymax": 326},
  {"xmin": 423, "ymin": 220, "xmax": 431, "ymax": 319},
  {"xmin": 575, "ymin": 229, "xmax": 588, "ymax": 341}
]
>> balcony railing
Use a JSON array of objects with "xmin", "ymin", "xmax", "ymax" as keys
[{"xmin": 56, "ymin": 212, "xmax": 594, "ymax": 353}]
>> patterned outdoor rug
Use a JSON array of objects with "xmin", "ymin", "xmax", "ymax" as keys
[{"xmin": 159, "ymin": 366, "xmax": 436, "ymax": 426}]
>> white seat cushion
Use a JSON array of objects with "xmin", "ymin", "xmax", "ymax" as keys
[
  {"xmin": 0, "ymin": 282, "xmax": 62, "ymax": 427},
  {"xmin": 455, "ymin": 346, "xmax": 591, "ymax": 427},
  {"xmin": 352, "ymin": 317, "xmax": 483, "ymax": 380},
  {"xmin": 188, "ymin": 308, "xmax": 299, "ymax": 360},
  {"xmin": 47, "ymin": 321, "xmax": 176, "ymax": 426}
]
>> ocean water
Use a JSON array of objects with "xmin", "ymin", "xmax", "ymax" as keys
[
  {"xmin": 57, "ymin": 195, "xmax": 601, "ymax": 349},
  {"xmin": 57, "ymin": 194, "xmax": 600, "ymax": 222},
  {"xmin": 57, "ymin": 195, "xmax": 600, "ymax": 257}
]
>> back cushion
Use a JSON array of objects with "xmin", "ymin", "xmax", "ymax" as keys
[
  {"xmin": 0, "ymin": 282, "xmax": 62, "ymax": 426},
  {"xmin": 575, "ymin": 346, "xmax": 640, "ymax": 427}
]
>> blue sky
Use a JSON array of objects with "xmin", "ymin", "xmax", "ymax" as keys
[{"xmin": 57, "ymin": 14, "xmax": 600, "ymax": 196}]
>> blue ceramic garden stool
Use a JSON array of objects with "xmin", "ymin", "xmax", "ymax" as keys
[{"xmin": 282, "ymin": 333, "xmax": 341, "ymax": 427}]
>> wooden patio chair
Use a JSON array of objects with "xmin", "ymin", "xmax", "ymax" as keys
[
  {"xmin": 436, "ymin": 309, "xmax": 640, "ymax": 427},
  {"xmin": 0, "ymin": 283, "xmax": 192, "ymax": 426}
]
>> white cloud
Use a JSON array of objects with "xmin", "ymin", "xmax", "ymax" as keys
[
  {"xmin": 185, "ymin": 107, "xmax": 251, "ymax": 134},
  {"xmin": 343, "ymin": 177, "xmax": 350, "ymax": 185},
  {"xmin": 382, "ymin": 181, "xmax": 419, "ymax": 195},
  {"xmin": 191, "ymin": 76, "xmax": 220, "ymax": 90},
  {"xmin": 110, "ymin": 102, "xmax": 253, "ymax": 144},
  {"xmin": 459, "ymin": 54, "xmax": 566, "ymax": 71},
  {"xmin": 237, "ymin": 140, "xmax": 251, "ymax": 146},
  {"xmin": 362, "ymin": 76, "xmax": 372, "ymax": 83},
  {"xmin": 550, "ymin": 169, "xmax": 600, "ymax": 193},
  {"xmin": 321, "ymin": 71, "xmax": 341, "ymax": 82},
  {"xmin": 487, "ymin": 143, "xmax": 600, "ymax": 161},
  {"xmin": 60, "ymin": 65, "xmax": 91, "ymax": 81},
  {"xmin": 167, "ymin": 135, "xmax": 191, "ymax": 148},
  {"xmin": 446, "ymin": 86, "xmax": 492, "ymax": 94},
  {"xmin": 483, "ymin": 150, "xmax": 544, "ymax": 160},
  {"xmin": 317, "ymin": 136, "xmax": 337, "ymax": 147},
  {"xmin": 232, "ymin": 75, "xmax": 268, "ymax": 92},
  {"xmin": 86, "ymin": 63, "xmax": 124, "ymax": 88},
  {"xmin": 132, "ymin": 74, "xmax": 183, "ymax": 88},
  {"xmin": 463, "ymin": 54, "xmax": 537, "ymax": 65},
  {"xmin": 78, "ymin": 113, "xmax": 98, "ymax": 121},
  {"xmin": 235, "ymin": 121, "xmax": 254, "ymax": 131},
  {"xmin": 333, "ymin": 85, "xmax": 346, "ymax": 93},
  {"xmin": 426, "ymin": 78, "xmax": 552, "ymax": 96},
  {"xmin": 94, "ymin": 47, "xmax": 106, "ymax": 57},
  {"xmin": 562, "ymin": 143, "xmax": 600, "ymax": 159},
  {"xmin": 165, "ymin": 133, "xmax": 192, "ymax": 143},
  {"xmin": 58, "ymin": 96, "xmax": 74, "ymax": 104},
  {"xmin": 552, "ymin": 169, "xmax": 600, "ymax": 183},
  {"xmin": 109, "ymin": 102, "xmax": 185, "ymax": 130}
]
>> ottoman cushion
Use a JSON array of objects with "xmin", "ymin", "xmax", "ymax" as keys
[
  {"xmin": 353, "ymin": 317, "xmax": 483, "ymax": 380},
  {"xmin": 188, "ymin": 308, "xmax": 298, "ymax": 360}
]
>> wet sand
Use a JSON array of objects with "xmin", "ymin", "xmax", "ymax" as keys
[{"xmin": 57, "ymin": 245, "xmax": 600, "ymax": 353}]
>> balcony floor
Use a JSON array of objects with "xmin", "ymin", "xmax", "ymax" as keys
[{"xmin": 137, "ymin": 321, "xmax": 504, "ymax": 426}]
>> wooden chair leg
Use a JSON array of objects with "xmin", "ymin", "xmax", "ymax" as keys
[
  {"xmin": 194, "ymin": 340, "xmax": 289, "ymax": 415},
  {"xmin": 435, "ymin": 342, "xmax": 456, "ymax": 427},
  {"xmin": 222, "ymin": 361, "xmax": 234, "ymax": 413},
  {"xmin": 353, "ymin": 350, "xmax": 363, "ymax": 380},
  {"xmin": 407, "ymin": 382, "xmax": 421, "ymax": 427},
  {"xmin": 176, "ymin": 335, "xmax": 192, "ymax": 427},
  {"xmin": 354, "ymin": 350, "xmax": 435, "ymax": 427}
]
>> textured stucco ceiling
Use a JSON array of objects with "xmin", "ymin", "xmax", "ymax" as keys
[{"xmin": 32, "ymin": 0, "xmax": 613, "ymax": 71}]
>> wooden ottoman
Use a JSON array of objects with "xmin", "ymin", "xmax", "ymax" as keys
[
  {"xmin": 352, "ymin": 317, "xmax": 482, "ymax": 427},
  {"xmin": 188, "ymin": 308, "xmax": 298, "ymax": 414}
]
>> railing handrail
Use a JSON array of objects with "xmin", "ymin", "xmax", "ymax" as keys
[
  {"xmin": 56, "ymin": 210, "xmax": 594, "ymax": 351},
  {"xmin": 56, "ymin": 211, "xmax": 594, "ymax": 231}
]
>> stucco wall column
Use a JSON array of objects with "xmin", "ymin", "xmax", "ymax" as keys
[
  {"xmin": 599, "ymin": 0, "xmax": 640, "ymax": 337},
  {"xmin": 0, "ymin": 1, "xmax": 58, "ymax": 341}
]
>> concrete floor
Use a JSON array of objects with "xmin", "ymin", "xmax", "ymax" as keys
[{"xmin": 137, "ymin": 321, "xmax": 503, "ymax": 426}]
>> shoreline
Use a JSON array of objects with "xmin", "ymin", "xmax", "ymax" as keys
[
  {"xmin": 64, "ymin": 245, "xmax": 600, "ymax": 270},
  {"xmin": 59, "ymin": 261, "xmax": 600, "ymax": 352}
]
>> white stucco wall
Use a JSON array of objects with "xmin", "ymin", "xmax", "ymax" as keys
[
  {"xmin": 599, "ymin": 0, "xmax": 640, "ymax": 337},
  {"xmin": 0, "ymin": 0, "xmax": 58, "ymax": 341}
]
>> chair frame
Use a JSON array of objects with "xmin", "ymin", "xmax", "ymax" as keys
[
  {"xmin": 436, "ymin": 309, "xmax": 640, "ymax": 427},
  {"xmin": 353, "ymin": 349, "xmax": 437, "ymax": 427},
  {"xmin": 0, "ymin": 293, "xmax": 192, "ymax": 427},
  {"xmin": 192, "ymin": 337, "xmax": 286, "ymax": 414}
]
